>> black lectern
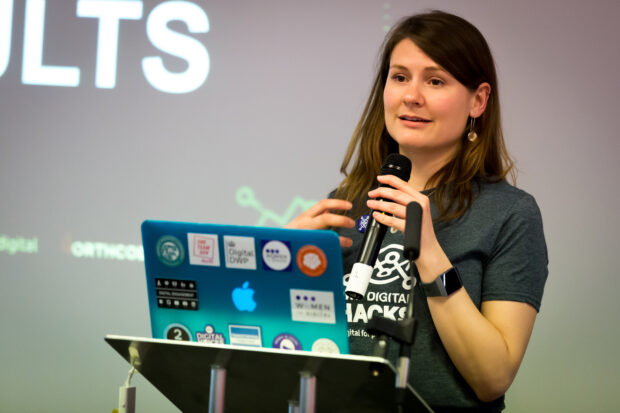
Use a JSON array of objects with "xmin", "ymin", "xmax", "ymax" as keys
[{"xmin": 105, "ymin": 335, "xmax": 433, "ymax": 413}]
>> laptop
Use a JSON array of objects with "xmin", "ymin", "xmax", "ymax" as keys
[{"xmin": 141, "ymin": 220, "xmax": 350, "ymax": 354}]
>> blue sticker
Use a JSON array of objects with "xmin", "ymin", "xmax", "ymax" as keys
[
  {"xmin": 273, "ymin": 333, "xmax": 302, "ymax": 351},
  {"xmin": 232, "ymin": 281, "xmax": 257, "ymax": 312},
  {"xmin": 356, "ymin": 214, "xmax": 370, "ymax": 233}
]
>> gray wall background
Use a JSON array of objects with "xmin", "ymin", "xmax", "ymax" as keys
[{"xmin": 1, "ymin": 0, "xmax": 618, "ymax": 411}]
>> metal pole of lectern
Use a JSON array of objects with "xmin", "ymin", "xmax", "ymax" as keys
[
  {"xmin": 299, "ymin": 371, "xmax": 316, "ymax": 413},
  {"xmin": 208, "ymin": 365, "xmax": 226, "ymax": 413},
  {"xmin": 288, "ymin": 400, "xmax": 300, "ymax": 413}
]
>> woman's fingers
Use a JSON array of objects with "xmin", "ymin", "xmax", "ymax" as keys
[
  {"xmin": 366, "ymin": 198, "xmax": 406, "ymax": 218},
  {"xmin": 314, "ymin": 213, "xmax": 355, "ymax": 230},
  {"xmin": 285, "ymin": 199, "xmax": 354, "ymax": 231},
  {"xmin": 302, "ymin": 199, "xmax": 353, "ymax": 218},
  {"xmin": 369, "ymin": 185, "xmax": 422, "ymax": 206},
  {"xmin": 339, "ymin": 236, "xmax": 354, "ymax": 248},
  {"xmin": 366, "ymin": 175, "xmax": 433, "ymax": 236},
  {"xmin": 371, "ymin": 210, "xmax": 405, "ymax": 233},
  {"xmin": 375, "ymin": 174, "xmax": 409, "ymax": 191},
  {"xmin": 369, "ymin": 176, "xmax": 431, "ymax": 210}
]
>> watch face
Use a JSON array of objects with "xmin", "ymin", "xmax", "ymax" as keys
[
  {"xmin": 440, "ymin": 268, "xmax": 462, "ymax": 295},
  {"xmin": 422, "ymin": 267, "xmax": 463, "ymax": 297}
]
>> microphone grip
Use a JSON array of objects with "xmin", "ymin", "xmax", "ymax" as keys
[
  {"xmin": 356, "ymin": 218, "xmax": 387, "ymax": 264},
  {"xmin": 345, "ymin": 217, "xmax": 388, "ymax": 299}
]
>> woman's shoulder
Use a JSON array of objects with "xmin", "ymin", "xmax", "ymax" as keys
[
  {"xmin": 475, "ymin": 179, "xmax": 539, "ymax": 209},
  {"xmin": 465, "ymin": 180, "xmax": 544, "ymax": 232}
]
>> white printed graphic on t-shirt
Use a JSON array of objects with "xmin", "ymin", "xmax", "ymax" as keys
[
  {"xmin": 343, "ymin": 243, "xmax": 414, "ymax": 325},
  {"xmin": 343, "ymin": 243, "xmax": 413, "ymax": 290}
]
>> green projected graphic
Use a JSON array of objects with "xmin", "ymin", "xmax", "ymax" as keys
[
  {"xmin": 236, "ymin": 186, "xmax": 316, "ymax": 226},
  {"xmin": 383, "ymin": 3, "xmax": 392, "ymax": 32},
  {"xmin": 0, "ymin": 234, "xmax": 38, "ymax": 255}
]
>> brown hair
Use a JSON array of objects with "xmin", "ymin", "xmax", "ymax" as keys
[{"xmin": 335, "ymin": 10, "xmax": 514, "ymax": 221}]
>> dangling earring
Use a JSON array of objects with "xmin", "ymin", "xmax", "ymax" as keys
[{"xmin": 467, "ymin": 117, "xmax": 478, "ymax": 142}]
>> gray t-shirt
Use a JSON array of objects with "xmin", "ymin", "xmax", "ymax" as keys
[{"xmin": 334, "ymin": 180, "xmax": 548, "ymax": 411}]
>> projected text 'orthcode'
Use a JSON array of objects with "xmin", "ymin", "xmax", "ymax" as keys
[{"xmin": 71, "ymin": 241, "xmax": 144, "ymax": 261}]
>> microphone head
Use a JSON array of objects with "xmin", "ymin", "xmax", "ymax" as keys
[{"xmin": 380, "ymin": 154, "xmax": 412, "ymax": 182}]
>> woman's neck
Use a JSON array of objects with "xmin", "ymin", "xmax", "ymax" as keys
[{"xmin": 400, "ymin": 146, "xmax": 456, "ymax": 191}]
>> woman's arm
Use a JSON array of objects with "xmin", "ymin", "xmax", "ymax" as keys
[
  {"xmin": 424, "ymin": 285, "xmax": 536, "ymax": 401},
  {"xmin": 368, "ymin": 174, "xmax": 538, "ymax": 402}
]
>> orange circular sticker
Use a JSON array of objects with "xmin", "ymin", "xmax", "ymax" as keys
[{"xmin": 296, "ymin": 245, "xmax": 328, "ymax": 277}]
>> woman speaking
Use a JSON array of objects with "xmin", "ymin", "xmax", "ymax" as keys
[{"xmin": 287, "ymin": 10, "xmax": 548, "ymax": 412}]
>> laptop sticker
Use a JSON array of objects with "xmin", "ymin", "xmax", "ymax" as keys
[
  {"xmin": 164, "ymin": 323, "xmax": 192, "ymax": 341},
  {"xmin": 311, "ymin": 338, "xmax": 340, "ymax": 354},
  {"xmin": 156, "ymin": 235, "xmax": 185, "ymax": 267},
  {"xmin": 273, "ymin": 333, "xmax": 302, "ymax": 350},
  {"xmin": 296, "ymin": 245, "xmax": 327, "ymax": 277},
  {"xmin": 224, "ymin": 235, "xmax": 256, "ymax": 269},
  {"xmin": 261, "ymin": 240, "xmax": 291, "ymax": 271},
  {"xmin": 187, "ymin": 233, "xmax": 220, "ymax": 266},
  {"xmin": 156, "ymin": 278, "xmax": 198, "ymax": 310},
  {"xmin": 290, "ymin": 289, "xmax": 336, "ymax": 324},
  {"xmin": 196, "ymin": 324, "xmax": 225, "ymax": 344},
  {"xmin": 232, "ymin": 281, "xmax": 257, "ymax": 311},
  {"xmin": 228, "ymin": 325, "xmax": 262, "ymax": 347}
]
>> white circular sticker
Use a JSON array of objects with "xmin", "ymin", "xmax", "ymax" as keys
[
  {"xmin": 311, "ymin": 338, "xmax": 340, "ymax": 354},
  {"xmin": 262, "ymin": 240, "xmax": 291, "ymax": 271}
]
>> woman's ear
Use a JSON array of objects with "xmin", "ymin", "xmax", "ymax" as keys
[{"xmin": 470, "ymin": 82, "xmax": 491, "ymax": 118}]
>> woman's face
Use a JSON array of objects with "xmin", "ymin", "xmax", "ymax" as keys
[{"xmin": 383, "ymin": 39, "xmax": 480, "ymax": 163}]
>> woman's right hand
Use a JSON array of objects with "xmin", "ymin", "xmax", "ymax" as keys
[{"xmin": 285, "ymin": 199, "xmax": 355, "ymax": 247}]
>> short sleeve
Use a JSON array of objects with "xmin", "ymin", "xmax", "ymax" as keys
[{"xmin": 482, "ymin": 194, "xmax": 548, "ymax": 311}]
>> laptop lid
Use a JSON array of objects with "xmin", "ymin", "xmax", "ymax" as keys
[{"xmin": 141, "ymin": 220, "xmax": 349, "ymax": 355}]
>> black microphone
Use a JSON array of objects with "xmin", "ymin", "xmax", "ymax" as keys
[{"xmin": 345, "ymin": 153, "xmax": 412, "ymax": 300}]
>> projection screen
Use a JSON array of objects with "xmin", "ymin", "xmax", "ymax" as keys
[{"xmin": 1, "ymin": 0, "xmax": 618, "ymax": 411}]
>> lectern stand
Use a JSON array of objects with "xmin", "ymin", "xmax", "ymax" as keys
[{"xmin": 105, "ymin": 335, "xmax": 433, "ymax": 413}]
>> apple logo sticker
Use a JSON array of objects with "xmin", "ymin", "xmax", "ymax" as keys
[{"xmin": 232, "ymin": 281, "xmax": 257, "ymax": 312}]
